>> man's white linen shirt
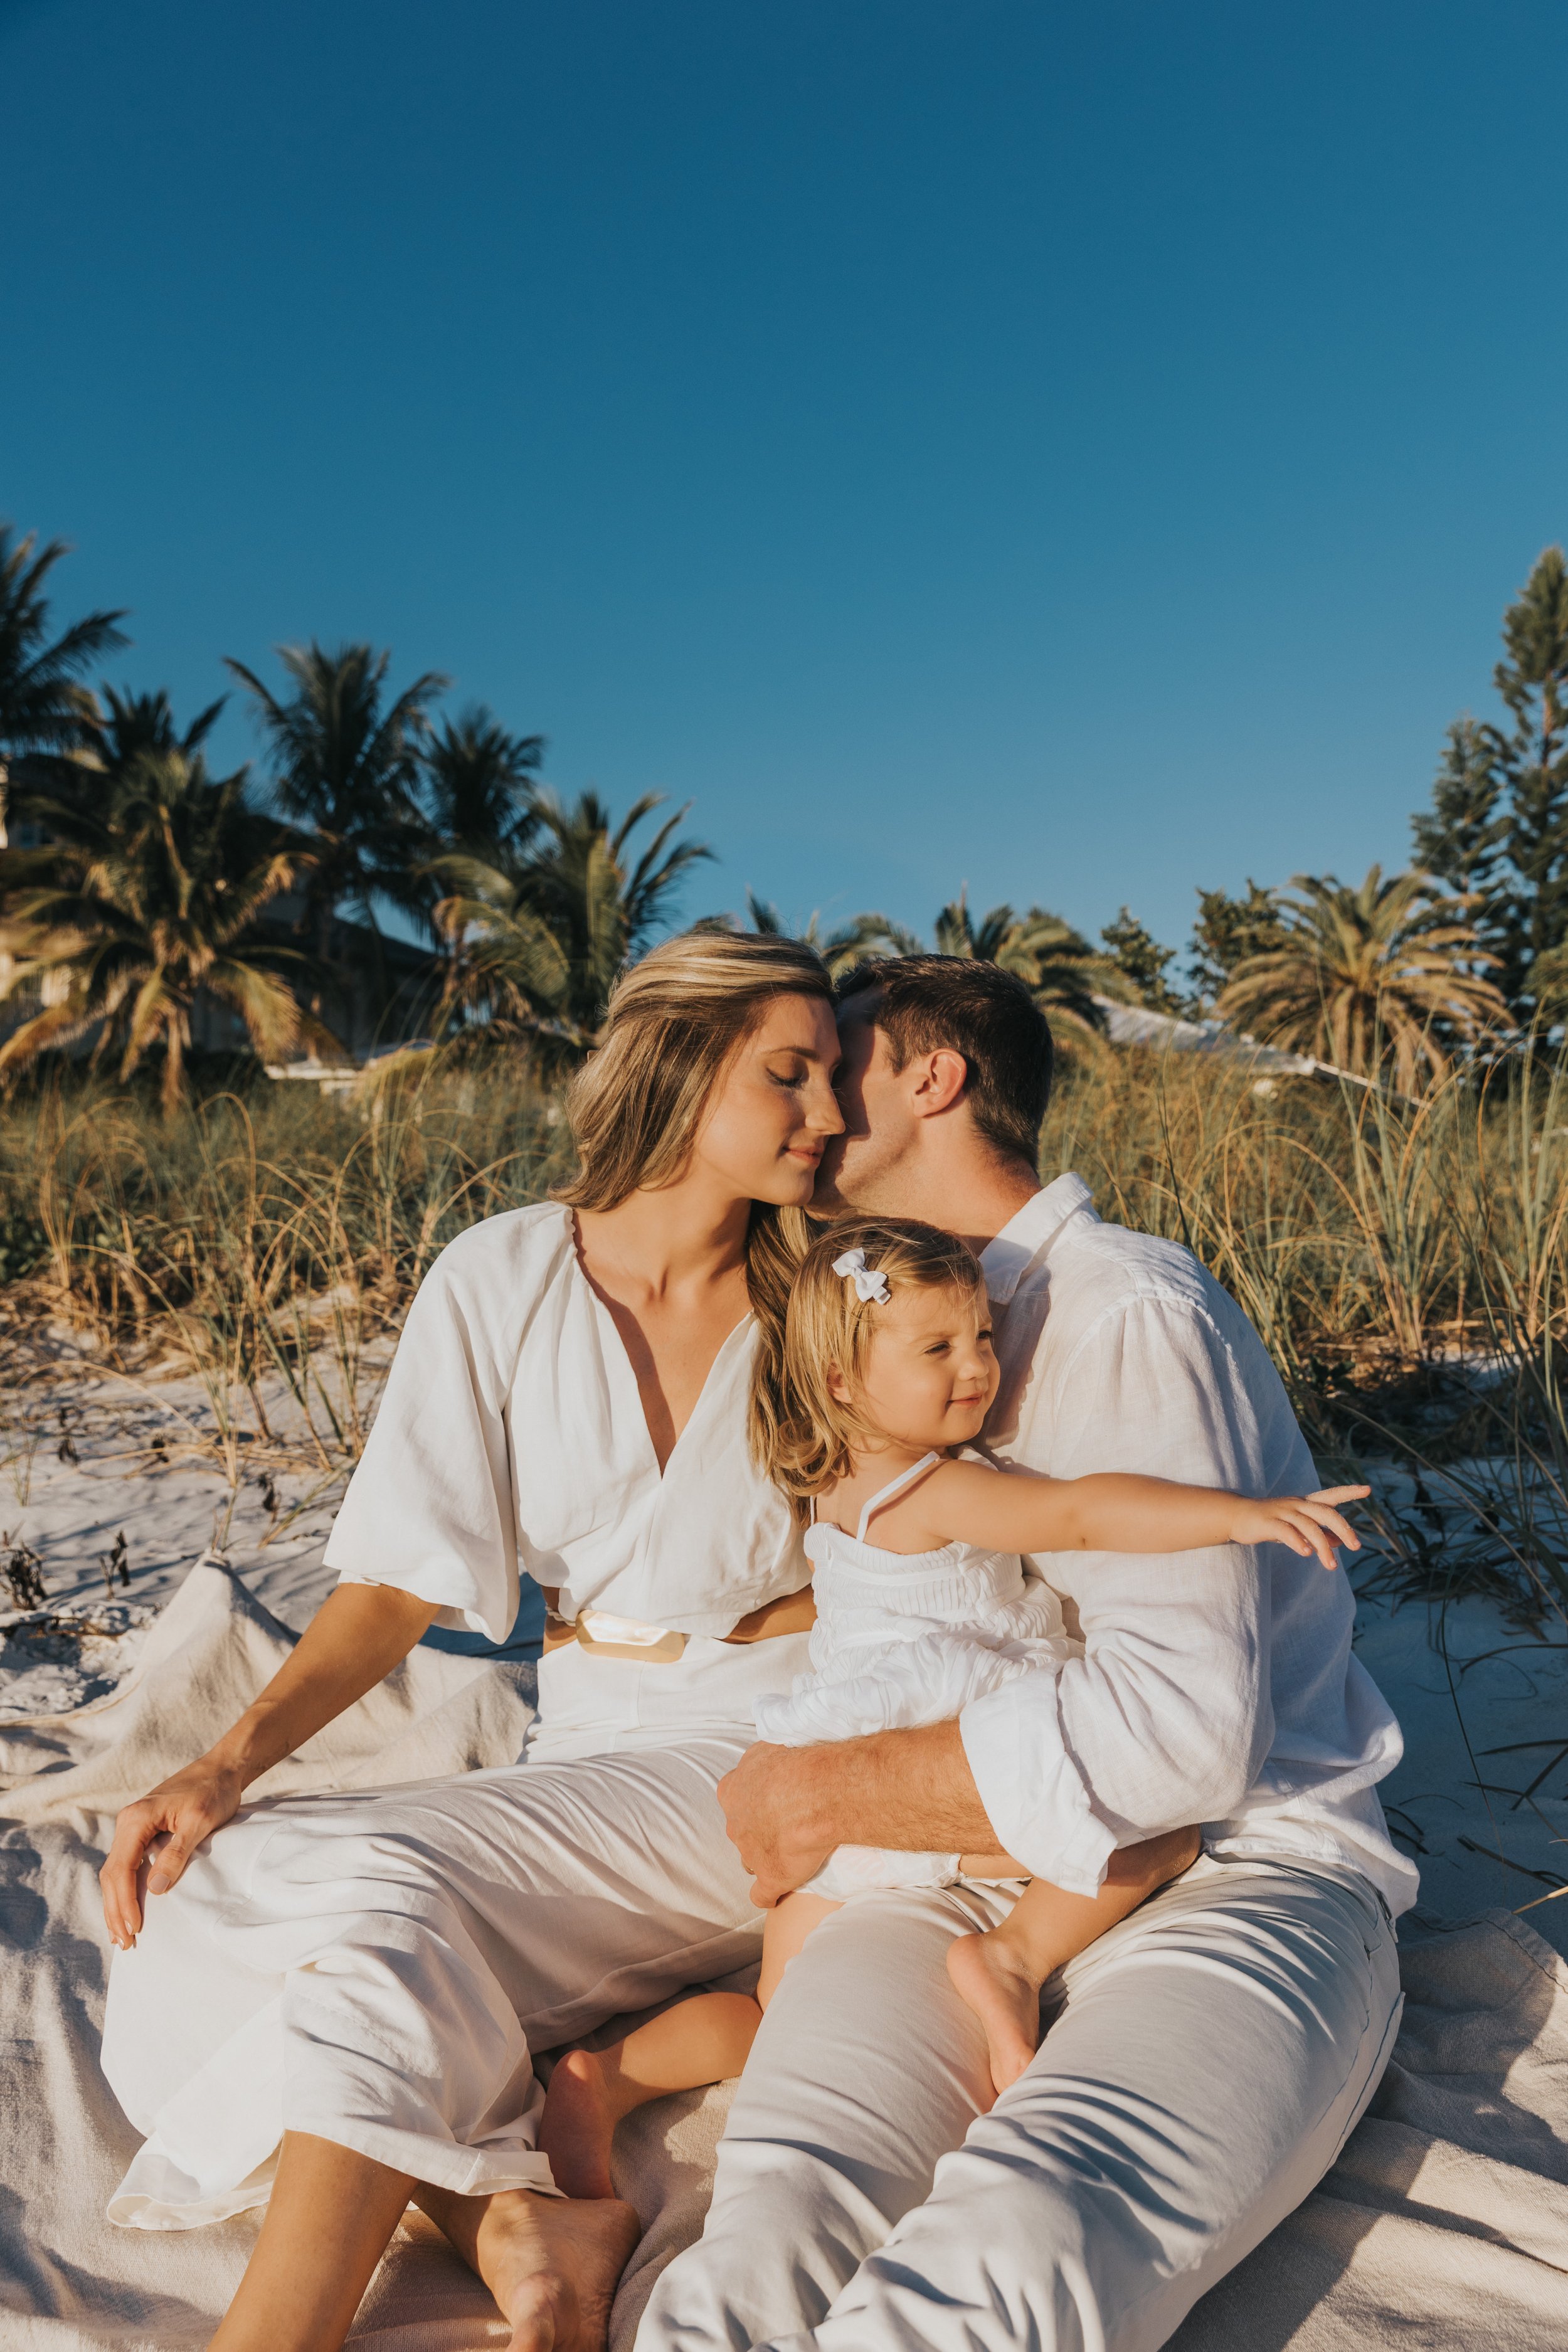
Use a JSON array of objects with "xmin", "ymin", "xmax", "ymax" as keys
[{"xmin": 960, "ymin": 1173, "xmax": 1416, "ymax": 1917}]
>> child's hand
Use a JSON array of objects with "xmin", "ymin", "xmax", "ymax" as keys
[{"xmin": 1229, "ymin": 1485, "xmax": 1369, "ymax": 1571}]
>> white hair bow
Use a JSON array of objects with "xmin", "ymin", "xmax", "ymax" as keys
[{"xmin": 832, "ymin": 1248, "xmax": 891, "ymax": 1305}]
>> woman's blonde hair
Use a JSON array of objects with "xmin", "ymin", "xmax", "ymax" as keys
[
  {"xmin": 553, "ymin": 926, "xmax": 834, "ymax": 1337},
  {"xmin": 751, "ymin": 1211, "xmax": 984, "ymax": 1522}
]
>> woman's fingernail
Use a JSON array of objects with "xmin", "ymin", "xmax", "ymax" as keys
[{"xmin": 147, "ymin": 1873, "xmax": 169, "ymax": 1895}]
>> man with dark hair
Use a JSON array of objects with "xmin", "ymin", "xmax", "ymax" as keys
[
  {"xmin": 832, "ymin": 955, "xmax": 1053, "ymax": 1173},
  {"xmin": 644, "ymin": 956, "xmax": 1410, "ymax": 2352}
]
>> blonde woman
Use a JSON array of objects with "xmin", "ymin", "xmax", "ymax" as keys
[{"xmin": 97, "ymin": 931, "xmax": 845, "ymax": 2352}]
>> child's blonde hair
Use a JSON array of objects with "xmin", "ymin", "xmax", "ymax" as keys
[{"xmin": 750, "ymin": 1212, "xmax": 984, "ymax": 1522}]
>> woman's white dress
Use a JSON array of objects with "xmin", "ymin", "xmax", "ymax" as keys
[
  {"xmin": 753, "ymin": 1456, "xmax": 1078, "ymax": 1897},
  {"xmin": 100, "ymin": 1203, "xmax": 815, "ymax": 2227}
]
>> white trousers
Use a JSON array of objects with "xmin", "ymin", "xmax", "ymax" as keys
[{"xmin": 639, "ymin": 1854, "xmax": 1402, "ymax": 2352}]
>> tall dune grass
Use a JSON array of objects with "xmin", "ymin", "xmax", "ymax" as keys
[
  {"xmin": 1, "ymin": 1046, "xmax": 1564, "ymax": 1618},
  {"xmin": 0, "ymin": 1069, "xmax": 573, "ymax": 1539},
  {"xmin": 1051, "ymin": 1046, "xmax": 1568, "ymax": 1623}
]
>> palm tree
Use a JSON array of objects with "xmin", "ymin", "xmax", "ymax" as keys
[
  {"xmin": 0, "ymin": 526, "xmax": 129, "ymax": 838},
  {"xmin": 34, "ymin": 684, "xmax": 230, "ymax": 846},
  {"xmin": 423, "ymin": 706, "xmax": 543, "ymax": 859},
  {"xmin": 0, "ymin": 747, "xmax": 306, "ymax": 1111},
  {"xmin": 432, "ymin": 792, "xmax": 711, "ymax": 1065},
  {"xmin": 738, "ymin": 894, "xmax": 923, "ymax": 979},
  {"xmin": 724, "ymin": 889, "xmax": 1125, "ymax": 1033},
  {"xmin": 1216, "ymin": 865, "xmax": 1508, "ymax": 1092},
  {"xmin": 226, "ymin": 642, "xmax": 448, "ymax": 967},
  {"xmin": 931, "ymin": 895, "xmax": 1128, "ymax": 1039},
  {"xmin": 93, "ymin": 683, "xmax": 227, "ymax": 768}
]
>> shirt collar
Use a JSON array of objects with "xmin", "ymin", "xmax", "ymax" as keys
[{"xmin": 978, "ymin": 1171, "xmax": 1096, "ymax": 1304}]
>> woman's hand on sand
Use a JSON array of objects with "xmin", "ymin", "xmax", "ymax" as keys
[
  {"xmin": 99, "ymin": 1756, "xmax": 245, "ymax": 1949},
  {"xmin": 1231, "ymin": 1485, "xmax": 1369, "ymax": 1571}
]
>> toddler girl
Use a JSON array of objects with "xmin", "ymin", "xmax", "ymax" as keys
[{"xmin": 541, "ymin": 1213, "xmax": 1365, "ymax": 2195}]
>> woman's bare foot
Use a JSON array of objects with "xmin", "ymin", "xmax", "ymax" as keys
[
  {"xmin": 539, "ymin": 2049, "xmax": 619, "ymax": 2201},
  {"xmin": 417, "ymin": 2183, "xmax": 640, "ymax": 2352},
  {"xmin": 946, "ymin": 1928, "xmax": 1042, "ymax": 2097}
]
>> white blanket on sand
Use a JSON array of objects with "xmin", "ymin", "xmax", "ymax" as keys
[{"xmin": 4, "ymin": 1565, "xmax": 1567, "ymax": 2350}]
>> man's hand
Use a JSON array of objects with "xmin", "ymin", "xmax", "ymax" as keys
[
  {"xmin": 719, "ymin": 1721, "xmax": 999, "ymax": 1906},
  {"xmin": 718, "ymin": 1743, "xmax": 835, "ymax": 1908}
]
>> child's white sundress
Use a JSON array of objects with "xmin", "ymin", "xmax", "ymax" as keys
[{"xmin": 753, "ymin": 1452, "xmax": 1079, "ymax": 1899}]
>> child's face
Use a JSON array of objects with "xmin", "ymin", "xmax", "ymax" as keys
[{"xmin": 834, "ymin": 1279, "xmax": 1000, "ymax": 1453}]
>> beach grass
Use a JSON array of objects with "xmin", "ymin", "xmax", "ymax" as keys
[{"xmin": 1, "ymin": 1044, "xmax": 1565, "ymax": 1621}]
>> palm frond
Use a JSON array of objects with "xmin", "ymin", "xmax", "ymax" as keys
[{"xmin": 1217, "ymin": 864, "xmax": 1508, "ymax": 1091}]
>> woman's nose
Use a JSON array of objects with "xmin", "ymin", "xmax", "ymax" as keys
[{"xmin": 808, "ymin": 1076, "xmax": 845, "ymax": 1133}]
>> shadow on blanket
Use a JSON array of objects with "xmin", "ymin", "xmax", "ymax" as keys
[{"xmin": 4, "ymin": 1564, "xmax": 1568, "ymax": 2349}]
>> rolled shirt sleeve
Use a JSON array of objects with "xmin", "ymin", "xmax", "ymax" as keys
[{"xmin": 960, "ymin": 1293, "xmax": 1311, "ymax": 1895}]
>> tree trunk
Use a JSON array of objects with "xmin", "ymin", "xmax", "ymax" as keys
[{"xmin": 161, "ymin": 1009, "xmax": 191, "ymax": 1118}]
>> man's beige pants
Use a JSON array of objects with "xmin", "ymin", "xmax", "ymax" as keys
[{"xmin": 639, "ymin": 1852, "xmax": 1402, "ymax": 2352}]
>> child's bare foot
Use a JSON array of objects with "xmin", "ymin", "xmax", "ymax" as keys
[
  {"xmin": 539, "ymin": 2048, "xmax": 619, "ymax": 2201},
  {"xmin": 946, "ymin": 1928, "xmax": 1042, "ymax": 2097}
]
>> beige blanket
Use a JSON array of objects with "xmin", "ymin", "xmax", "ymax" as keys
[{"xmin": 4, "ymin": 1564, "xmax": 1566, "ymax": 2348}]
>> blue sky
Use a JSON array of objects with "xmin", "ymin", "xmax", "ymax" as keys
[{"xmin": 4, "ymin": 0, "xmax": 1565, "ymax": 970}]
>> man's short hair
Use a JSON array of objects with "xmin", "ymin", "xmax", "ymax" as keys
[{"xmin": 835, "ymin": 955, "xmax": 1052, "ymax": 1170}]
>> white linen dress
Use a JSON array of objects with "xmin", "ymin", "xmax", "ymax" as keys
[
  {"xmin": 754, "ymin": 1454, "xmax": 1076, "ymax": 1898},
  {"xmin": 100, "ymin": 1202, "xmax": 815, "ymax": 2227}
]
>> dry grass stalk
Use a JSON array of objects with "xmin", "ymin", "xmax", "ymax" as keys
[{"xmin": 0, "ymin": 1046, "xmax": 1563, "ymax": 1614}]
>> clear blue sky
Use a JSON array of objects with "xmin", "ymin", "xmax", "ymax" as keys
[{"xmin": 4, "ymin": 0, "xmax": 1565, "ymax": 969}]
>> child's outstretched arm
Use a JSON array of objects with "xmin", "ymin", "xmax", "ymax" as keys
[{"xmin": 923, "ymin": 1459, "xmax": 1367, "ymax": 1571}]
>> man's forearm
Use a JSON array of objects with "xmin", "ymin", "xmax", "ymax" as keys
[
  {"xmin": 798, "ymin": 1720, "xmax": 999, "ymax": 1853},
  {"xmin": 719, "ymin": 1720, "xmax": 1004, "ymax": 1904}
]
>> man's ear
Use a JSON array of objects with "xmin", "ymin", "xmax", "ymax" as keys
[{"xmin": 909, "ymin": 1047, "xmax": 968, "ymax": 1120}]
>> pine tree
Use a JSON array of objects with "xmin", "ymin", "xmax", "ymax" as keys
[
  {"xmin": 1186, "ymin": 881, "xmax": 1288, "ymax": 1011},
  {"xmin": 1412, "ymin": 548, "xmax": 1568, "ymax": 1022},
  {"xmin": 1099, "ymin": 906, "xmax": 1181, "ymax": 1014},
  {"xmin": 1489, "ymin": 548, "xmax": 1568, "ymax": 1012},
  {"xmin": 1411, "ymin": 718, "xmax": 1508, "ymax": 904}
]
